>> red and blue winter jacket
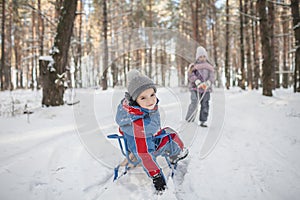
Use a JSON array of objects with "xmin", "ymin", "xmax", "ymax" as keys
[{"xmin": 115, "ymin": 98, "xmax": 162, "ymax": 177}]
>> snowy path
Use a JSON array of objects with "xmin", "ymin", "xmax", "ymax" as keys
[{"xmin": 0, "ymin": 88, "xmax": 300, "ymax": 200}]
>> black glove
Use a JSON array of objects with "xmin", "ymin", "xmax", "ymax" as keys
[{"xmin": 152, "ymin": 173, "xmax": 166, "ymax": 191}]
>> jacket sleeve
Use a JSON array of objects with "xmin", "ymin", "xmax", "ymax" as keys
[
  {"xmin": 115, "ymin": 100, "xmax": 131, "ymax": 127},
  {"xmin": 130, "ymin": 118, "xmax": 161, "ymax": 177},
  {"xmin": 208, "ymin": 64, "xmax": 215, "ymax": 83},
  {"xmin": 188, "ymin": 70, "xmax": 199, "ymax": 84}
]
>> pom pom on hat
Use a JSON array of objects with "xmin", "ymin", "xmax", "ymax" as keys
[
  {"xmin": 127, "ymin": 69, "xmax": 141, "ymax": 84},
  {"xmin": 127, "ymin": 69, "xmax": 157, "ymax": 101},
  {"xmin": 195, "ymin": 46, "xmax": 208, "ymax": 60}
]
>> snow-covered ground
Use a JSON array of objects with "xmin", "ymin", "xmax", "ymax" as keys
[{"xmin": 0, "ymin": 87, "xmax": 300, "ymax": 200}]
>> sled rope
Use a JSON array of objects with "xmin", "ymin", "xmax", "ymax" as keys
[{"xmin": 180, "ymin": 88, "xmax": 208, "ymax": 133}]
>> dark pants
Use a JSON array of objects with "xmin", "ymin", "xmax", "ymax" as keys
[{"xmin": 185, "ymin": 90, "xmax": 210, "ymax": 122}]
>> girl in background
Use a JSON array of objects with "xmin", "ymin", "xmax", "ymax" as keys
[{"xmin": 185, "ymin": 46, "xmax": 215, "ymax": 127}]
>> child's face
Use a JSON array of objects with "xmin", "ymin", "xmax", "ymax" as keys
[
  {"xmin": 136, "ymin": 88, "xmax": 157, "ymax": 110},
  {"xmin": 198, "ymin": 55, "xmax": 206, "ymax": 62}
]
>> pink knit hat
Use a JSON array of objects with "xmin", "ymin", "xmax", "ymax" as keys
[{"xmin": 195, "ymin": 46, "xmax": 208, "ymax": 60}]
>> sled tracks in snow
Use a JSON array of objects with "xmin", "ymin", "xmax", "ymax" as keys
[{"xmin": 83, "ymin": 158, "xmax": 191, "ymax": 200}]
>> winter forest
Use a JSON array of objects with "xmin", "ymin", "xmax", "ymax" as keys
[
  {"xmin": 1, "ymin": 0, "xmax": 300, "ymax": 200},
  {"xmin": 0, "ymin": 0, "xmax": 299, "ymax": 101}
]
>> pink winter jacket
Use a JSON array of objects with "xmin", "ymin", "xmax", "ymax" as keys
[{"xmin": 188, "ymin": 61, "xmax": 215, "ymax": 93}]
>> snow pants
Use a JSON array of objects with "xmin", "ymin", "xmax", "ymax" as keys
[
  {"xmin": 124, "ymin": 127, "xmax": 184, "ymax": 176},
  {"xmin": 185, "ymin": 90, "xmax": 210, "ymax": 122},
  {"xmin": 153, "ymin": 127, "xmax": 184, "ymax": 158}
]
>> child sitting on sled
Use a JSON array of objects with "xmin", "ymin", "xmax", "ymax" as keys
[{"xmin": 115, "ymin": 69, "xmax": 188, "ymax": 192}]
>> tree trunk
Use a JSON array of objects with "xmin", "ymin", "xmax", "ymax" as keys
[
  {"xmin": 212, "ymin": 3, "xmax": 220, "ymax": 87},
  {"xmin": 148, "ymin": 0, "xmax": 153, "ymax": 78},
  {"xmin": 55, "ymin": 0, "xmax": 63, "ymax": 19},
  {"xmin": 282, "ymin": 6, "xmax": 289, "ymax": 88},
  {"xmin": 225, "ymin": 0, "xmax": 231, "ymax": 89},
  {"xmin": 258, "ymin": 0, "xmax": 273, "ymax": 96},
  {"xmin": 31, "ymin": 2, "xmax": 36, "ymax": 90},
  {"xmin": 160, "ymin": 44, "xmax": 166, "ymax": 86},
  {"xmin": 1, "ymin": 0, "xmax": 5, "ymax": 91},
  {"xmin": 0, "ymin": 0, "xmax": 11, "ymax": 91},
  {"xmin": 78, "ymin": 0, "xmax": 83, "ymax": 88},
  {"xmin": 291, "ymin": 0, "xmax": 300, "ymax": 92},
  {"xmin": 37, "ymin": 0, "xmax": 43, "ymax": 90},
  {"xmin": 199, "ymin": 1, "xmax": 207, "ymax": 46},
  {"xmin": 239, "ymin": 0, "xmax": 246, "ymax": 89},
  {"xmin": 12, "ymin": 0, "xmax": 22, "ymax": 89},
  {"xmin": 101, "ymin": 0, "xmax": 108, "ymax": 90},
  {"xmin": 40, "ymin": 58, "xmax": 56, "ymax": 106},
  {"xmin": 41, "ymin": 0, "xmax": 78, "ymax": 106},
  {"xmin": 190, "ymin": 0, "xmax": 200, "ymax": 43},
  {"xmin": 252, "ymin": 1, "xmax": 260, "ymax": 90},
  {"xmin": 5, "ymin": 0, "xmax": 12, "ymax": 90},
  {"xmin": 245, "ymin": 0, "xmax": 252, "ymax": 90},
  {"xmin": 111, "ymin": 62, "xmax": 118, "ymax": 87},
  {"xmin": 268, "ymin": 1, "xmax": 276, "ymax": 89},
  {"xmin": 37, "ymin": 0, "xmax": 44, "ymax": 57}
]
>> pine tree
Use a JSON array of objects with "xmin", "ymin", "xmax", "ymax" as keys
[
  {"xmin": 41, "ymin": 0, "xmax": 78, "ymax": 106},
  {"xmin": 258, "ymin": 0, "xmax": 273, "ymax": 96},
  {"xmin": 291, "ymin": 0, "xmax": 300, "ymax": 92}
]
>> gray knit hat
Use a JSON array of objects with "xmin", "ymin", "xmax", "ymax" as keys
[
  {"xmin": 127, "ymin": 69, "xmax": 156, "ymax": 101},
  {"xmin": 195, "ymin": 46, "xmax": 208, "ymax": 60}
]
